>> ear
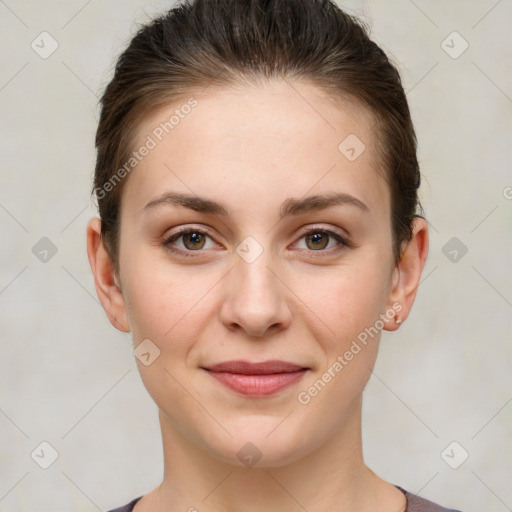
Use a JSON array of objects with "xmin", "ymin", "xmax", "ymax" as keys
[
  {"xmin": 86, "ymin": 217, "xmax": 130, "ymax": 333},
  {"xmin": 383, "ymin": 217, "xmax": 429, "ymax": 331}
]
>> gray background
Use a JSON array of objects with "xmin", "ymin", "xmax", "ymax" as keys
[{"xmin": 1, "ymin": 0, "xmax": 511, "ymax": 511}]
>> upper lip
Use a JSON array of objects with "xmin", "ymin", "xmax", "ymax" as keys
[{"xmin": 204, "ymin": 360, "xmax": 307, "ymax": 375}]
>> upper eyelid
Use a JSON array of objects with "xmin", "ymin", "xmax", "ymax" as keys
[
  {"xmin": 166, "ymin": 225, "xmax": 217, "ymax": 242},
  {"xmin": 165, "ymin": 224, "xmax": 350, "ymax": 249}
]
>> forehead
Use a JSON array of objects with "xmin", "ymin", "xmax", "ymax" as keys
[{"xmin": 123, "ymin": 79, "xmax": 389, "ymax": 216}]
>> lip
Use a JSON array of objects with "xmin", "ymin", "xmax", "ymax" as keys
[{"xmin": 203, "ymin": 360, "xmax": 308, "ymax": 396}]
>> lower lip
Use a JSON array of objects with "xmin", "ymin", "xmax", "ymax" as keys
[{"xmin": 206, "ymin": 370, "xmax": 307, "ymax": 396}]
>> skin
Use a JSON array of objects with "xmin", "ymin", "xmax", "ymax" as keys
[{"xmin": 87, "ymin": 79, "xmax": 428, "ymax": 512}]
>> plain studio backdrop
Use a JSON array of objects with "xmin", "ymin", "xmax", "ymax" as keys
[{"xmin": 0, "ymin": 1, "xmax": 511, "ymax": 511}]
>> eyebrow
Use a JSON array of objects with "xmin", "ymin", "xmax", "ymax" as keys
[{"xmin": 143, "ymin": 191, "xmax": 369, "ymax": 218}]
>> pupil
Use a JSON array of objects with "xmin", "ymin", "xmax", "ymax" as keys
[
  {"xmin": 188, "ymin": 232, "xmax": 202, "ymax": 247},
  {"xmin": 309, "ymin": 232, "xmax": 327, "ymax": 250}
]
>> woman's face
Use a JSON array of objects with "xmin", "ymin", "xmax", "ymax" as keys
[{"xmin": 114, "ymin": 80, "xmax": 402, "ymax": 466}]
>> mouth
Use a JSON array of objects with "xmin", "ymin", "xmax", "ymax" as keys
[{"xmin": 202, "ymin": 360, "xmax": 308, "ymax": 396}]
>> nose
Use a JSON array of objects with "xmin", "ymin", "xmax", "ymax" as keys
[{"xmin": 218, "ymin": 245, "xmax": 292, "ymax": 338}]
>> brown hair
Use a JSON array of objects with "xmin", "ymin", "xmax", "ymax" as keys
[{"xmin": 93, "ymin": 0, "xmax": 423, "ymax": 268}]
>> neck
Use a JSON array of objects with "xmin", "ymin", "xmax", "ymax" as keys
[{"xmin": 138, "ymin": 396, "xmax": 405, "ymax": 512}]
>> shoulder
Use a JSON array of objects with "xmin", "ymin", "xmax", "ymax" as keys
[
  {"xmin": 106, "ymin": 490, "xmax": 465, "ymax": 512},
  {"xmin": 106, "ymin": 496, "xmax": 143, "ymax": 512},
  {"xmin": 397, "ymin": 486, "xmax": 463, "ymax": 512}
]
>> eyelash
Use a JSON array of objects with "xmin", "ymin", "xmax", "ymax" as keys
[{"xmin": 163, "ymin": 225, "xmax": 352, "ymax": 258}]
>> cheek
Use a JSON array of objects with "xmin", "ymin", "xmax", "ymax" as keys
[
  {"xmin": 120, "ymin": 246, "xmax": 184, "ymax": 340},
  {"xmin": 297, "ymin": 259, "xmax": 390, "ymax": 344},
  {"xmin": 121, "ymin": 258, "xmax": 205, "ymax": 410},
  {"xmin": 294, "ymin": 268, "xmax": 387, "ymax": 423},
  {"xmin": 121, "ymin": 249, "xmax": 221, "ymax": 347}
]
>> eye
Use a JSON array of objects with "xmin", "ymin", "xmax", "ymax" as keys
[
  {"xmin": 294, "ymin": 228, "xmax": 351, "ymax": 253},
  {"xmin": 163, "ymin": 228, "xmax": 218, "ymax": 256},
  {"xmin": 163, "ymin": 225, "xmax": 352, "ymax": 259}
]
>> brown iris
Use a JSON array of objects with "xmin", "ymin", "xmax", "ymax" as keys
[
  {"xmin": 182, "ymin": 231, "xmax": 206, "ymax": 250},
  {"xmin": 305, "ymin": 231, "xmax": 329, "ymax": 250}
]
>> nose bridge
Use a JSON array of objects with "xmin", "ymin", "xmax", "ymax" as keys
[
  {"xmin": 236, "ymin": 240, "xmax": 277, "ymax": 299},
  {"xmin": 219, "ymin": 235, "xmax": 291, "ymax": 336}
]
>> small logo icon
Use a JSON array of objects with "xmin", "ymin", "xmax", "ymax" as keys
[
  {"xmin": 134, "ymin": 338, "xmax": 161, "ymax": 366},
  {"xmin": 236, "ymin": 236, "xmax": 264, "ymax": 264},
  {"xmin": 31, "ymin": 441, "xmax": 59, "ymax": 469},
  {"xmin": 32, "ymin": 237, "xmax": 58, "ymax": 263},
  {"xmin": 441, "ymin": 441, "xmax": 469, "ymax": 469},
  {"xmin": 442, "ymin": 236, "xmax": 468, "ymax": 263},
  {"xmin": 31, "ymin": 32, "xmax": 59, "ymax": 59},
  {"xmin": 441, "ymin": 31, "xmax": 469, "ymax": 59},
  {"xmin": 338, "ymin": 134, "xmax": 366, "ymax": 161},
  {"xmin": 237, "ymin": 442, "xmax": 262, "ymax": 468}
]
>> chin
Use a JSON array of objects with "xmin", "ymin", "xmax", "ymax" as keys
[{"xmin": 201, "ymin": 415, "xmax": 314, "ymax": 469}]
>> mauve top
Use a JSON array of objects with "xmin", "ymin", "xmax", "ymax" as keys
[{"xmin": 107, "ymin": 486, "xmax": 463, "ymax": 511}]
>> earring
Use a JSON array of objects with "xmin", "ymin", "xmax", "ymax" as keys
[{"xmin": 395, "ymin": 315, "xmax": 402, "ymax": 325}]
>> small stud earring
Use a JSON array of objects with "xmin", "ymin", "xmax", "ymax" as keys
[{"xmin": 395, "ymin": 315, "xmax": 402, "ymax": 325}]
